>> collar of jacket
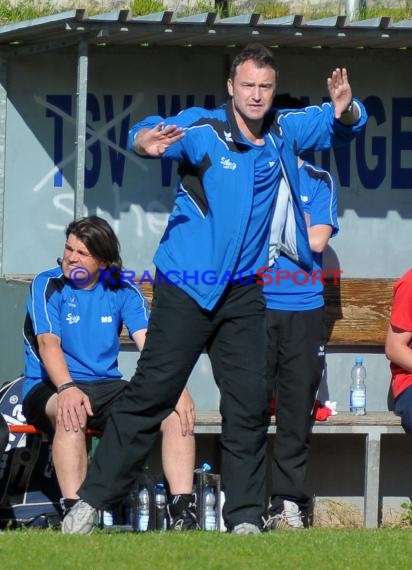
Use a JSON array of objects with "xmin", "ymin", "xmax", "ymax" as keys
[{"xmin": 224, "ymin": 99, "xmax": 278, "ymax": 148}]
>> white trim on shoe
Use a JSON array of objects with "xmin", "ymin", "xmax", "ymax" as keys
[{"xmin": 264, "ymin": 499, "xmax": 304, "ymax": 530}]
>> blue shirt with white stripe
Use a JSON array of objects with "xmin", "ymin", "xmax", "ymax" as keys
[{"xmin": 23, "ymin": 266, "xmax": 149, "ymax": 397}]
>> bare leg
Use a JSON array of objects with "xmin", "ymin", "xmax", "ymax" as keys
[
  {"xmin": 160, "ymin": 410, "xmax": 195, "ymax": 494},
  {"xmin": 45, "ymin": 394, "xmax": 88, "ymax": 499}
]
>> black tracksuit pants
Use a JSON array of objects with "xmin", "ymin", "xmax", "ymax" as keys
[
  {"xmin": 266, "ymin": 307, "xmax": 326, "ymax": 513},
  {"xmin": 80, "ymin": 277, "xmax": 268, "ymax": 530}
]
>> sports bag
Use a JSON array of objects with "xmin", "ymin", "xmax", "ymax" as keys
[{"xmin": 0, "ymin": 377, "xmax": 62, "ymax": 528}]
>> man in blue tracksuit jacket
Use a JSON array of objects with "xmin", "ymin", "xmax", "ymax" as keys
[{"xmin": 64, "ymin": 43, "xmax": 368, "ymax": 535}]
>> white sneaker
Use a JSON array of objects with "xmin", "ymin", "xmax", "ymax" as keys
[
  {"xmin": 265, "ymin": 500, "xmax": 304, "ymax": 530},
  {"xmin": 232, "ymin": 522, "xmax": 261, "ymax": 535},
  {"xmin": 61, "ymin": 499, "xmax": 97, "ymax": 534}
]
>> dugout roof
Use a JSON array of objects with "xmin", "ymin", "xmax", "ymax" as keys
[{"xmin": 0, "ymin": 9, "xmax": 411, "ymax": 55}]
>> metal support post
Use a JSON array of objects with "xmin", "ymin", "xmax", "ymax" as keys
[{"xmin": 74, "ymin": 40, "xmax": 88, "ymax": 220}]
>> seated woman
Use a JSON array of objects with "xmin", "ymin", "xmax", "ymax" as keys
[
  {"xmin": 22, "ymin": 215, "xmax": 198, "ymax": 530},
  {"xmin": 385, "ymin": 268, "xmax": 412, "ymax": 432}
]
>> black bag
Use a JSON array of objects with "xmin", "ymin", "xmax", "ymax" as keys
[{"xmin": 0, "ymin": 377, "xmax": 62, "ymax": 528}]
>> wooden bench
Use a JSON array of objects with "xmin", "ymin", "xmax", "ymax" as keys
[
  {"xmin": 195, "ymin": 410, "xmax": 403, "ymax": 529},
  {"xmin": 2, "ymin": 275, "xmax": 399, "ymax": 528},
  {"xmin": 8, "ymin": 413, "xmax": 402, "ymax": 530}
]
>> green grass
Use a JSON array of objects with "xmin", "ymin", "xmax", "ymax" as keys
[
  {"xmin": 0, "ymin": 0, "xmax": 412, "ymax": 24},
  {"xmin": 0, "ymin": 0, "xmax": 56, "ymax": 21},
  {"xmin": 129, "ymin": 0, "xmax": 167, "ymax": 16},
  {"xmin": 1, "ymin": 528, "xmax": 412, "ymax": 569}
]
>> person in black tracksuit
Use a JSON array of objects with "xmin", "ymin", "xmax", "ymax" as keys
[{"xmin": 264, "ymin": 139, "xmax": 339, "ymax": 528}]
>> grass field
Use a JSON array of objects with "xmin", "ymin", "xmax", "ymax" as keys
[{"xmin": 1, "ymin": 528, "xmax": 412, "ymax": 570}]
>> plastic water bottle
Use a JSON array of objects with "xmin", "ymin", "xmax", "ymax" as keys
[
  {"xmin": 204, "ymin": 485, "xmax": 217, "ymax": 531},
  {"xmin": 122, "ymin": 492, "xmax": 136, "ymax": 529},
  {"xmin": 219, "ymin": 490, "xmax": 226, "ymax": 532},
  {"xmin": 102, "ymin": 510, "xmax": 113, "ymax": 527},
  {"xmin": 137, "ymin": 486, "xmax": 150, "ymax": 531},
  {"xmin": 155, "ymin": 482, "xmax": 167, "ymax": 530},
  {"xmin": 350, "ymin": 357, "xmax": 367, "ymax": 415}
]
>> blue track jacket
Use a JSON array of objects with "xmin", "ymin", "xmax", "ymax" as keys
[{"xmin": 129, "ymin": 100, "xmax": 367, "ymax": 310}]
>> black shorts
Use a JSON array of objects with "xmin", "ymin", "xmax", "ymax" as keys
[{"xmin": 23, "ymin": 379, "xmax": 129, "ymax": 436}]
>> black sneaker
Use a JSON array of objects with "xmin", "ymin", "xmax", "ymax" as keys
[{"xmin": 167, "ymin": 494, "xmax": 200, "ymax": 531}]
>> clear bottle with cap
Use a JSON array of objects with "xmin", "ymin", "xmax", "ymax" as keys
[
  {"xmin": 137, "ymin": 485, "xmax": 150, "ymax": 531},
  {"xmin": 155, "ymin": 482, "xmax": 167, "ymax": 530},
  {"xmin": 204, "ymin": 485, "xmax": 217, "ymax": 531},
  {"xmin": 350, "ymin": 356, "xmax": 367, "ymax": 415}
]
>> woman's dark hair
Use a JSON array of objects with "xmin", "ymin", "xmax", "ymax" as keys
[
  {"xmin": 229, "ymin": 43, "xmax": 277, "ymax": 81},
  {"xmin": 65, "ymin": 215, "xmax": 124, "ymax": 288}
]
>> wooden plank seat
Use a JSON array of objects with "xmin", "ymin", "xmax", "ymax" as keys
[{"xmin": 117, "ymin": 277, "xmax": 395, "ymax": 347}]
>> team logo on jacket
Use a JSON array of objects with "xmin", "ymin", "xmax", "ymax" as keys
[
  {"xmin": 220, "ymin": 157, "xmax": 237, "ymax": 170},
  {"xmin": 224, "ymin": 130, "xmax": 233, "ymax": 142},
  {"xmin": 66, "ymin": 313, "xmax": 80, "ymax": 325}
]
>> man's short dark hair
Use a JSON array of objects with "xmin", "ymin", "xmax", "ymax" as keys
[{"xmin": 229, "ymin": 43, "xmax": 277, "ymax": 80}]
